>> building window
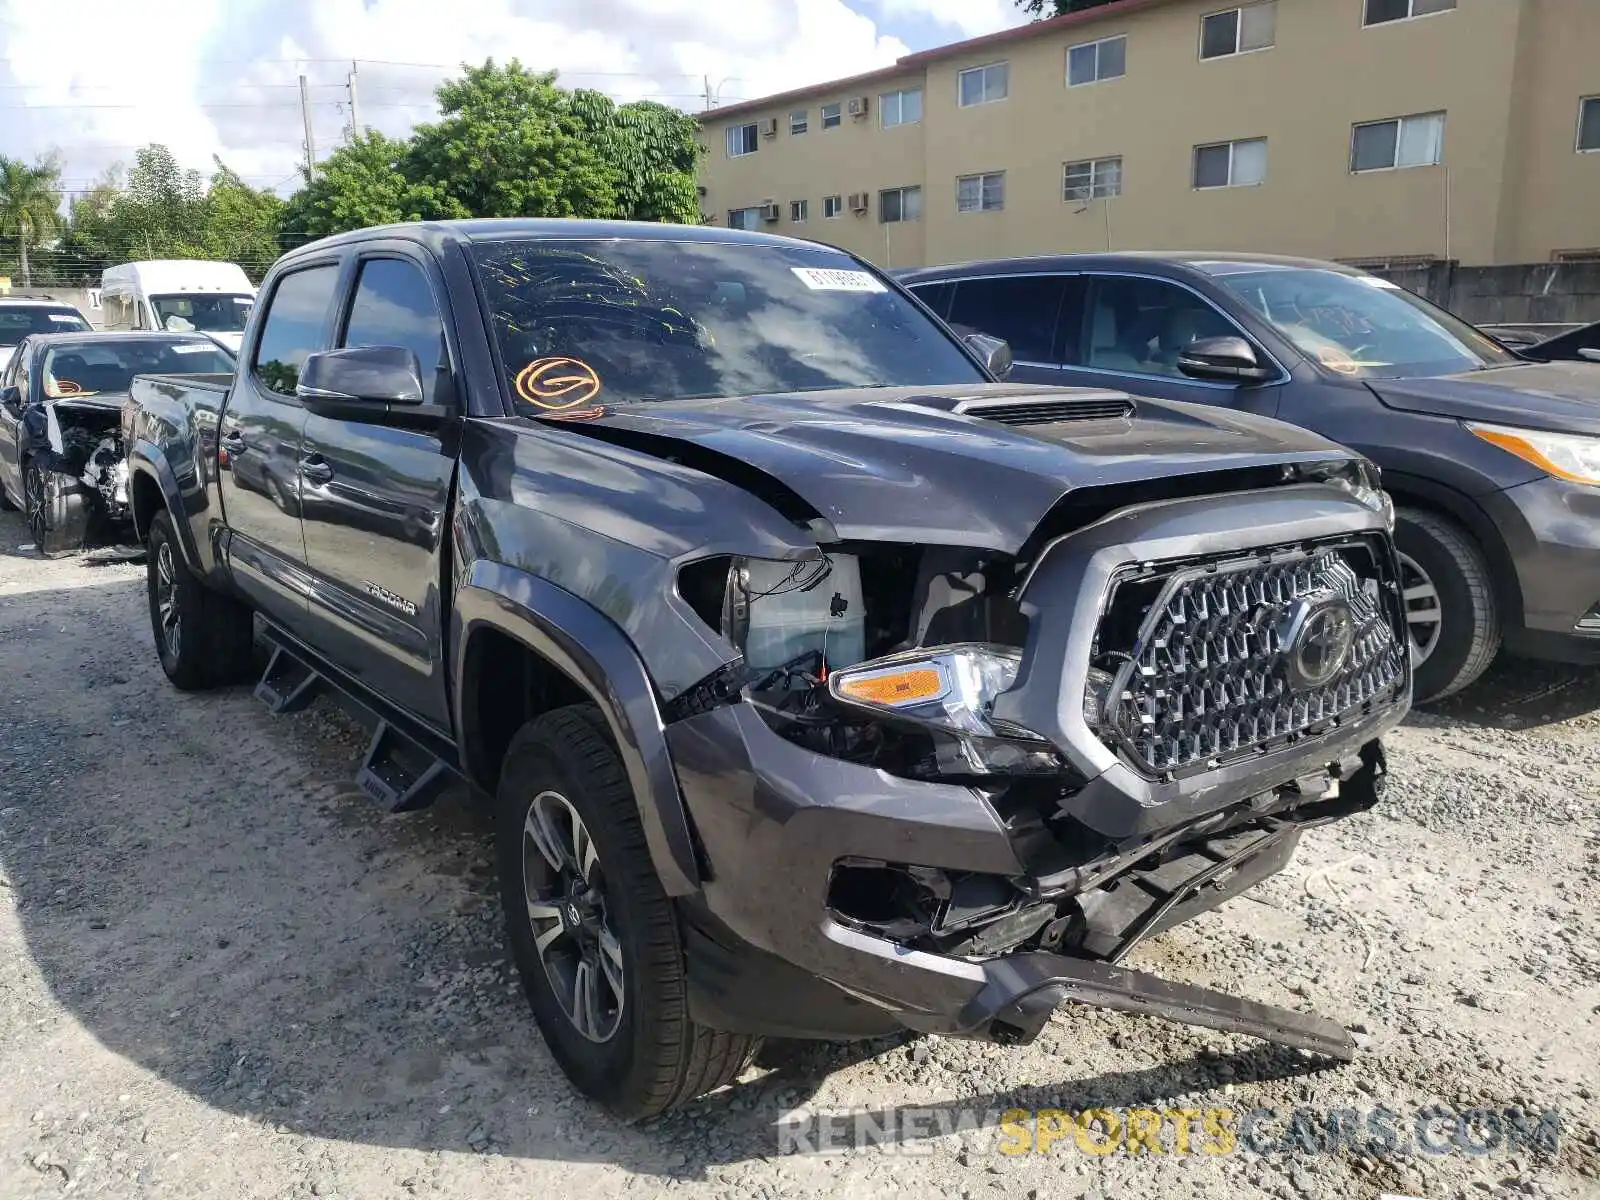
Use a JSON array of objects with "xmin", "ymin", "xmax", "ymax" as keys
[
  {"xmin": 957, "ymin": 62, "xmax": 1009, "ymax": 107},
  {"xmin": 790, "ymin": 199, "xmax": 808, "ymax": 223},
  {"xmin": 956, "ymin": 172, "xmax": 1005, "ymax": 213},
  {"xmin": 1193, "ymin": 138, "xmax": 1267, "ymax": 188},
  {"xmin": 1363, "ymin": 0, "xmax": 1454, "ymax": 26},
  {"xmin": 1201, "ymin": 3, "xmax": 1275, "ymax": 59},
  {"xmin": 726, "ymin": 124, "xmax": 759, "ymax": 157},
  {"xmin": 1067, "ymin": 35, "xmax": 1126, "ymax": 86},
  {"xmin": 790, "ymin": 109, "xmax": 808, "ymax": 135},
  {"xmin": 1580, "ymin": 97, "xmax": 1600, "ymax": 152},
  {"xmin": 727, "ymin": 207, "xmax": 764, "ymax": 230},
  {"xmin": 880, "ymin": 186, "xmax": 923, "ymax": 223},
  {"xmin": 821, "ymin": 102, "xmax": 842, "ymax": 129},
  {"xmin": 881, "ymin": 88, "xmax": 923, "ymax": 128},
  {"xmin": 1064, "ymin": 156, "xmax": 1123, "ymax": 201},
  {"xmin": 1351, "ymin": 111, "xmax": 1445, "ymax": 171},
  {"xmin": 823, "ymin": 194, "xmax": 844, "ymax": 219}
]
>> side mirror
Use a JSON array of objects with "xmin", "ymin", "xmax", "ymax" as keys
[
  {"xmin": 962, "ymin": 331, "xmax": 1013, "ymax": 381},
  {"xmin": 297, "ymin": 346, "xmax": 426, "ymax": 417},
  {"xmin": 0, "ymin": 385, "xmax": 20, "ymax": 413},
  {"xmin": 1177, "ymin": 335, "xmax": 1275, "ymax": 383}
]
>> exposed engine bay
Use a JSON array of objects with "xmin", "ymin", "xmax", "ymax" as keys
[{"xmin": 22, "ymin": 398, "xmax": 133, "ymax": 544}]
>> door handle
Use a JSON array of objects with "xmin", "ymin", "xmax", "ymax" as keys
[
  {"xmin": 299, "ymin": 455, "xmax": 334, "ymax": 484},
  {"xmin": 221, "ymin": 431, "xmax": 247, "ymax": 454}
]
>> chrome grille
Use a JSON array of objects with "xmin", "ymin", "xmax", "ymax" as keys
[{"xmin": 1091, "ymin": 542, "xmax": 1407, "ymax": 776}]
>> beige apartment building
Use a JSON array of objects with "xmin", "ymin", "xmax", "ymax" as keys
[{"xmin": 696, "ymin": 0, "xmax": 1600, "ymax": 270}]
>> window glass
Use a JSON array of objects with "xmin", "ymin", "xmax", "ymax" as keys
[
  {"xmin": 1580, "ymin": 98, "xmax": 1600, "ymax": 152},
  {"xmin": 958, "ymin": 64, "xmax": 1007, "ymax": 106},
  {"xmin": 790, "ymin": 109, "xmax": 808, "ymax": 135},
  {"xmin": 1201, "ymin": 10, "xmax": 1240, "ymax": 58},
  {"xmin": 726, "ymin": 124, "xmax": 758, "ymax": 156},
  {"xmin": 150, "ymin": 293, "xmax": 254, "ymax": 334},
  {"xmin": 42, "ymin": 339, "xmax": 234, "ymax": 398},
  {"xmin": 1084, "ymin": 277, "xmax": 1238, "ymax": 377},
  {"xmin": 253, "ymin": 265, "xmax": 339, "ymax": 396},
  {"xmin": 0, "ymin": 306, "xmax": 91, "ymax": 342},
  {"xmin": 342, "ymin": 259, "xmax": 451, "ymax": 406},
  {"xmin": 471, "ymin": 238, "xmax": 985, "ymax": 407},
  {"xmin": 790, "ymin": 199, "xmax": 808, "ymax": 223},
  {"xmin": 947, "ymin": 276, "xmax": 1069, "ymax": 364},
  {"xmin": 2, "ymin": 340, "xmax": 25, "ymax": 388},
  {"xmin": 1352, "ymin": 121, "xmax": 1399, "ymax": 172},
  {"xmin": 1064, "ymin": 157, "xmax": 1122, "ymax": 201},
  {"xmin": 823, "ymin": 194, "xmax": 843, "ymax": 218},
  {"xmin": 1068, "ymin": 36, "xmax": 1125, "ymax": 85},
  {"xmin": 1215, "ymin": 266, "xmax": 1515, "ymax": 379},
  {"xmin": 1240, "ymin": 2, "xmax": 1275, "ymax": 49},
  {"xmin": 880, "ymin": 186, "xmax": 922, "ymax": 224},
  {"xmin": 821, "ymin": 103, "xmax": 842, "ymax": 129},
  {"xmin": 1194, "ymin": 143, "xmax": 1232, "ymax": 188},
  {"xmin": 957, "ymin": 173, "xmax": 1005, "ymax": 213},
  {"xmin": 881, "ymin": 88, "xmax": 923, "ymax": 128},
  {"xmin": 1396, "ymin": 112, "xmax": 1445, "ymax": 166},
  {"xmin": 1232, "ymin": 138, "xmax": 1268, "ymax": 184},
  {"xmin": 908, "ymin": 282, "xmax": 955, "ymax": 320},
  {"xmin": 728, "ymin": 207, "xmax": 764, "ymax": 231},
  {"xmin": 1364, "ymin": 0, "xmax": 1453, "ymax": 24}
]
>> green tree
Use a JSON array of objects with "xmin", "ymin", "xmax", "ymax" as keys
[
  {"xmin": 569, "ymin": 92, "xmax": 702, "ymax": 224},
  {"xmin": 279, "ymin": 131, "xmax": 462, "ymax": 244},
  {"xmin": 1016, "ymin": 0, "xmax": 1119, "ymax": 19},
  {"xmin": 203, "ymin": 160, "xmax": 286, "ymax": 273},
  {"xmin": 0, "ymin": 155, "xmax": 63, "ymax": 287},
  {"xmin": 403, "ymin": 60, "xmax": 621, "ymax": 219},
  {"xmin": 113, "ymin": 144, "xmax": 210, "ymax": 258}
]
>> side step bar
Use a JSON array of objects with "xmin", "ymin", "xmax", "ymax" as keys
[{"xmin": 251, "ymin": 627, "xmax": 463, "ymax": 813}]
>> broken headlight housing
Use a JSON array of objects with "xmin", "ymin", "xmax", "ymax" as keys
[{"xmin": 828, "ymin": 643, "xmax": 1064, "ymax": 775}]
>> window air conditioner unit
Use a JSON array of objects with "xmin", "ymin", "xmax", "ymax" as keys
[
  {"xmin": 847, "ymin": 96, "xmax": 869, "ymax": 119},
  {"xmin": 848, "ymin": 191, "xmax": 869, "ymax": 213},
  {"xmin": 760, "ymin": 117, "xmax": 779, "ymax": 137},
  {"xmin": 760, "ymin": 202, "xmax": 782, "ymax": 222}
]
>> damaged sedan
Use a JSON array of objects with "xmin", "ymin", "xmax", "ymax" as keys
[
  {"xmin": 0, "ymin": 332, "xmax": 234, "ymax": 555},
  {"xmin": 124, "ymin": 220, "xmax": 1412, "ymax": 1120}
]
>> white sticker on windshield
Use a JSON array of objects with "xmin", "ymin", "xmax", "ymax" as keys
[
  {"xmin": 1359, "ymin": 276, "xmax": 1402, "ymax": 289},
  {"xmin": 171, "ymin": 343, "xmax": 215, "ymax": 354},
  {"xmin": 791, "ymin": 267, "xmax": 886, "ymax": 293},
  {"xmin": 48, "ymin": 314, "xmax": 81, "ymax": 323}
]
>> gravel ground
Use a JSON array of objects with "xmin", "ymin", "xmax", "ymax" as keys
[{"xmin": 0, "ymin": 509, "xmax": 1597, "ymax": 1200}]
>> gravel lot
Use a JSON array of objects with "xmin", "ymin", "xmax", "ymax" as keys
[{"xmin": 1, "ymin": 508, "xmax": 1597, "ymax": 1200}]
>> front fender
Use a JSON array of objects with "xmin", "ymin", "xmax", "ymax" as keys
[
  {"xmin": 127, "ymin": 440, "xmax": 206, "ymax": 572},
  {"xmin": 451, "ymin": 561, "xmax": 701, "ymax": 897}
]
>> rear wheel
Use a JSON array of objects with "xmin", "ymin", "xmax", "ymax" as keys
[
  {"xmin": 1394, "ymin": 507, "xmax": 1500, "ymax": 703},
  {"xmin": 497, "ymin": 704, "xmax": 758, "ymax": 1120},
  {"xmin": 24, "ymin": 458, "xmax": 89, "ymax": 558},
  {"xmin": 146, "ymin": 510, "xmax": 255, "ymax": 690}
]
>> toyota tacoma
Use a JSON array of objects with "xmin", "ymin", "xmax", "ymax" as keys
[{"xmin": 123, "ymin": 220, "xmax": 1411, "ymax": 1119}]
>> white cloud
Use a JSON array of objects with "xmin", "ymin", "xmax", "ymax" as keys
[{"xmin": 0, "ymin": 0, "xmax": 912, "ymax": 196}]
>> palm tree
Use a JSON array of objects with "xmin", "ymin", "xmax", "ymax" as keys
[{"xmin": 0, "ymin": 157, "xmax": 63, "ymax": 288}]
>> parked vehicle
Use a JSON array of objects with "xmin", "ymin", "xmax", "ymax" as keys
[
  {"xmin": 125, "ymin": 220, "xmax": 1411, "ymax": 1119},
  {"xmin": 1495, "ymin": 320, "xmax": 1600, "ymax": 365},
  {"xmin": 101, "ymin": 260, "xmax": 257, "ymax": 355},
  {"xmin": 898, "ymin": 254, "xmax": 1600, "ymax": 702},
  {"xmin": 0, "ymin": 296, "xmax": 92, "ymax": 374},
  {"xmin": 0, "ymin": 332, "xmax": 234, "ymax": 554}
]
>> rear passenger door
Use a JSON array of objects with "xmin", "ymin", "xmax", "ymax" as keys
[
  {"xmin": 297, "ymin": 248, "xmax": 459, "ymax": 731},
  {"xmin": 218, "ymin": 259, "xmax": 342, "ymax": 631},
  {"xmin": 1062, "ymin": 274, "xmax": 1284, "ymax": 417},
  {"xmin": 943, "ymin": 274, "xmax": 1079, "ymax": 385}
]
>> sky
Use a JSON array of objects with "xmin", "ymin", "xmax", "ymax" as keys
[{"xmin": 0, "ymin": 0, "xmax": 1025, "ymax": 199}]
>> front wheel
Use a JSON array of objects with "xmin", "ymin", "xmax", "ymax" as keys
[
  {"xmin": 146, "ymin": 510, "xmax": 255, "ymax": 690},
  {"xmin": 1394, "ymin": 507, "xmax": 1501, "ymax": 703},
  {"xmin": 24, "ymin": 458, "xmax": 89, "ymax": 558},
  {"xmin": 497, "ymin": 705, "xmax": 758, "ymax": 1120}
]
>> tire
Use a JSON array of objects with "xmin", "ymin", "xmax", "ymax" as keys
[
  {"xmin": 146, "ymin": 509, "xmax": 256, "ymax": 691},
  {"xmin": 23, "ymin": 457, "xmax": 89, "ymax": 558},
  {"xmin": 497, "ymin": 704, "xmax": 759, "ymax": 1120},
  {"xmin": 1394, "ymin": 507, "xmax": 1500, "ymax": 703}
]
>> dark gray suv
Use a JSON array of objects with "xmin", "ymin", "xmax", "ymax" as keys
[{"xmin": 898, "ymin": 253, "xmax": 1600, "ymax": 703}]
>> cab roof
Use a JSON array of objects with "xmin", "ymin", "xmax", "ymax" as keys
[{"xmin": 280, "ymin": 217, "xmax": 829, "ymax": 259}]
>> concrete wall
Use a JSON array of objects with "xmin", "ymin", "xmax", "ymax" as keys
[
  {"xmin": 1377, "ymin": 260, "xmax": 1600, "ymax": 324},
  {"xmin": 697, "ymin": 0, "xmax": 1600, "ymax": 270}
]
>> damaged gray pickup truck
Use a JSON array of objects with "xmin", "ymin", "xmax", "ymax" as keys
[{"xmin": 123, "ymin": 220, "xmax": 1411, "ymax": 1119}]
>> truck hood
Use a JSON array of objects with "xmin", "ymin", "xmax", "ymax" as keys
[
  {"xmin": 1368, "ymin": 363, "xmax": 1600, "ymax": 437},
  {"xmin": 537, "ymin": 383, "xmax": 1358, "ymax": 551}
]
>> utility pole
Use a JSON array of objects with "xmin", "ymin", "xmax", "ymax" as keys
[
  {"xmin": 299, "ymin": 74, "xmax": 317, "ymax": 178},
  {"xmin": 704, "ymin": 75, "xmax": 714, "ymax": 112},
  {"xmin": 347, "ymin": 60, "xmax": 362, "ymax": 142}
]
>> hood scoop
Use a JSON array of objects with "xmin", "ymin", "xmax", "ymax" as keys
[{"xmin": 946, "ymin": 389, "xmax": 1136, "ymax": 426}]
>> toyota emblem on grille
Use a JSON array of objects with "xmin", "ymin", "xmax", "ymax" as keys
[{"xmin": 1286, "ymin": 599, "xmax": 1356, "ymax": 689}]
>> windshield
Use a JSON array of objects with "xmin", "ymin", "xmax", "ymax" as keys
[
  {"xmin": 149, "ymin": 293, "xmax": 255, "ymax": 334},
  {"xmin": 42, "ymin": 339, "xmax": 235, "ymax": 398},
  {"xmin": 471, "ymin": 237, "xmax": 985, "ymax": 409},
  {"xmin": 1213, "ymin": 267, "xmax": 1518, "ymax": 379},
  {"xmin": 0, "ymin": 306, "xmax": 92, "ymax": 344}
]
